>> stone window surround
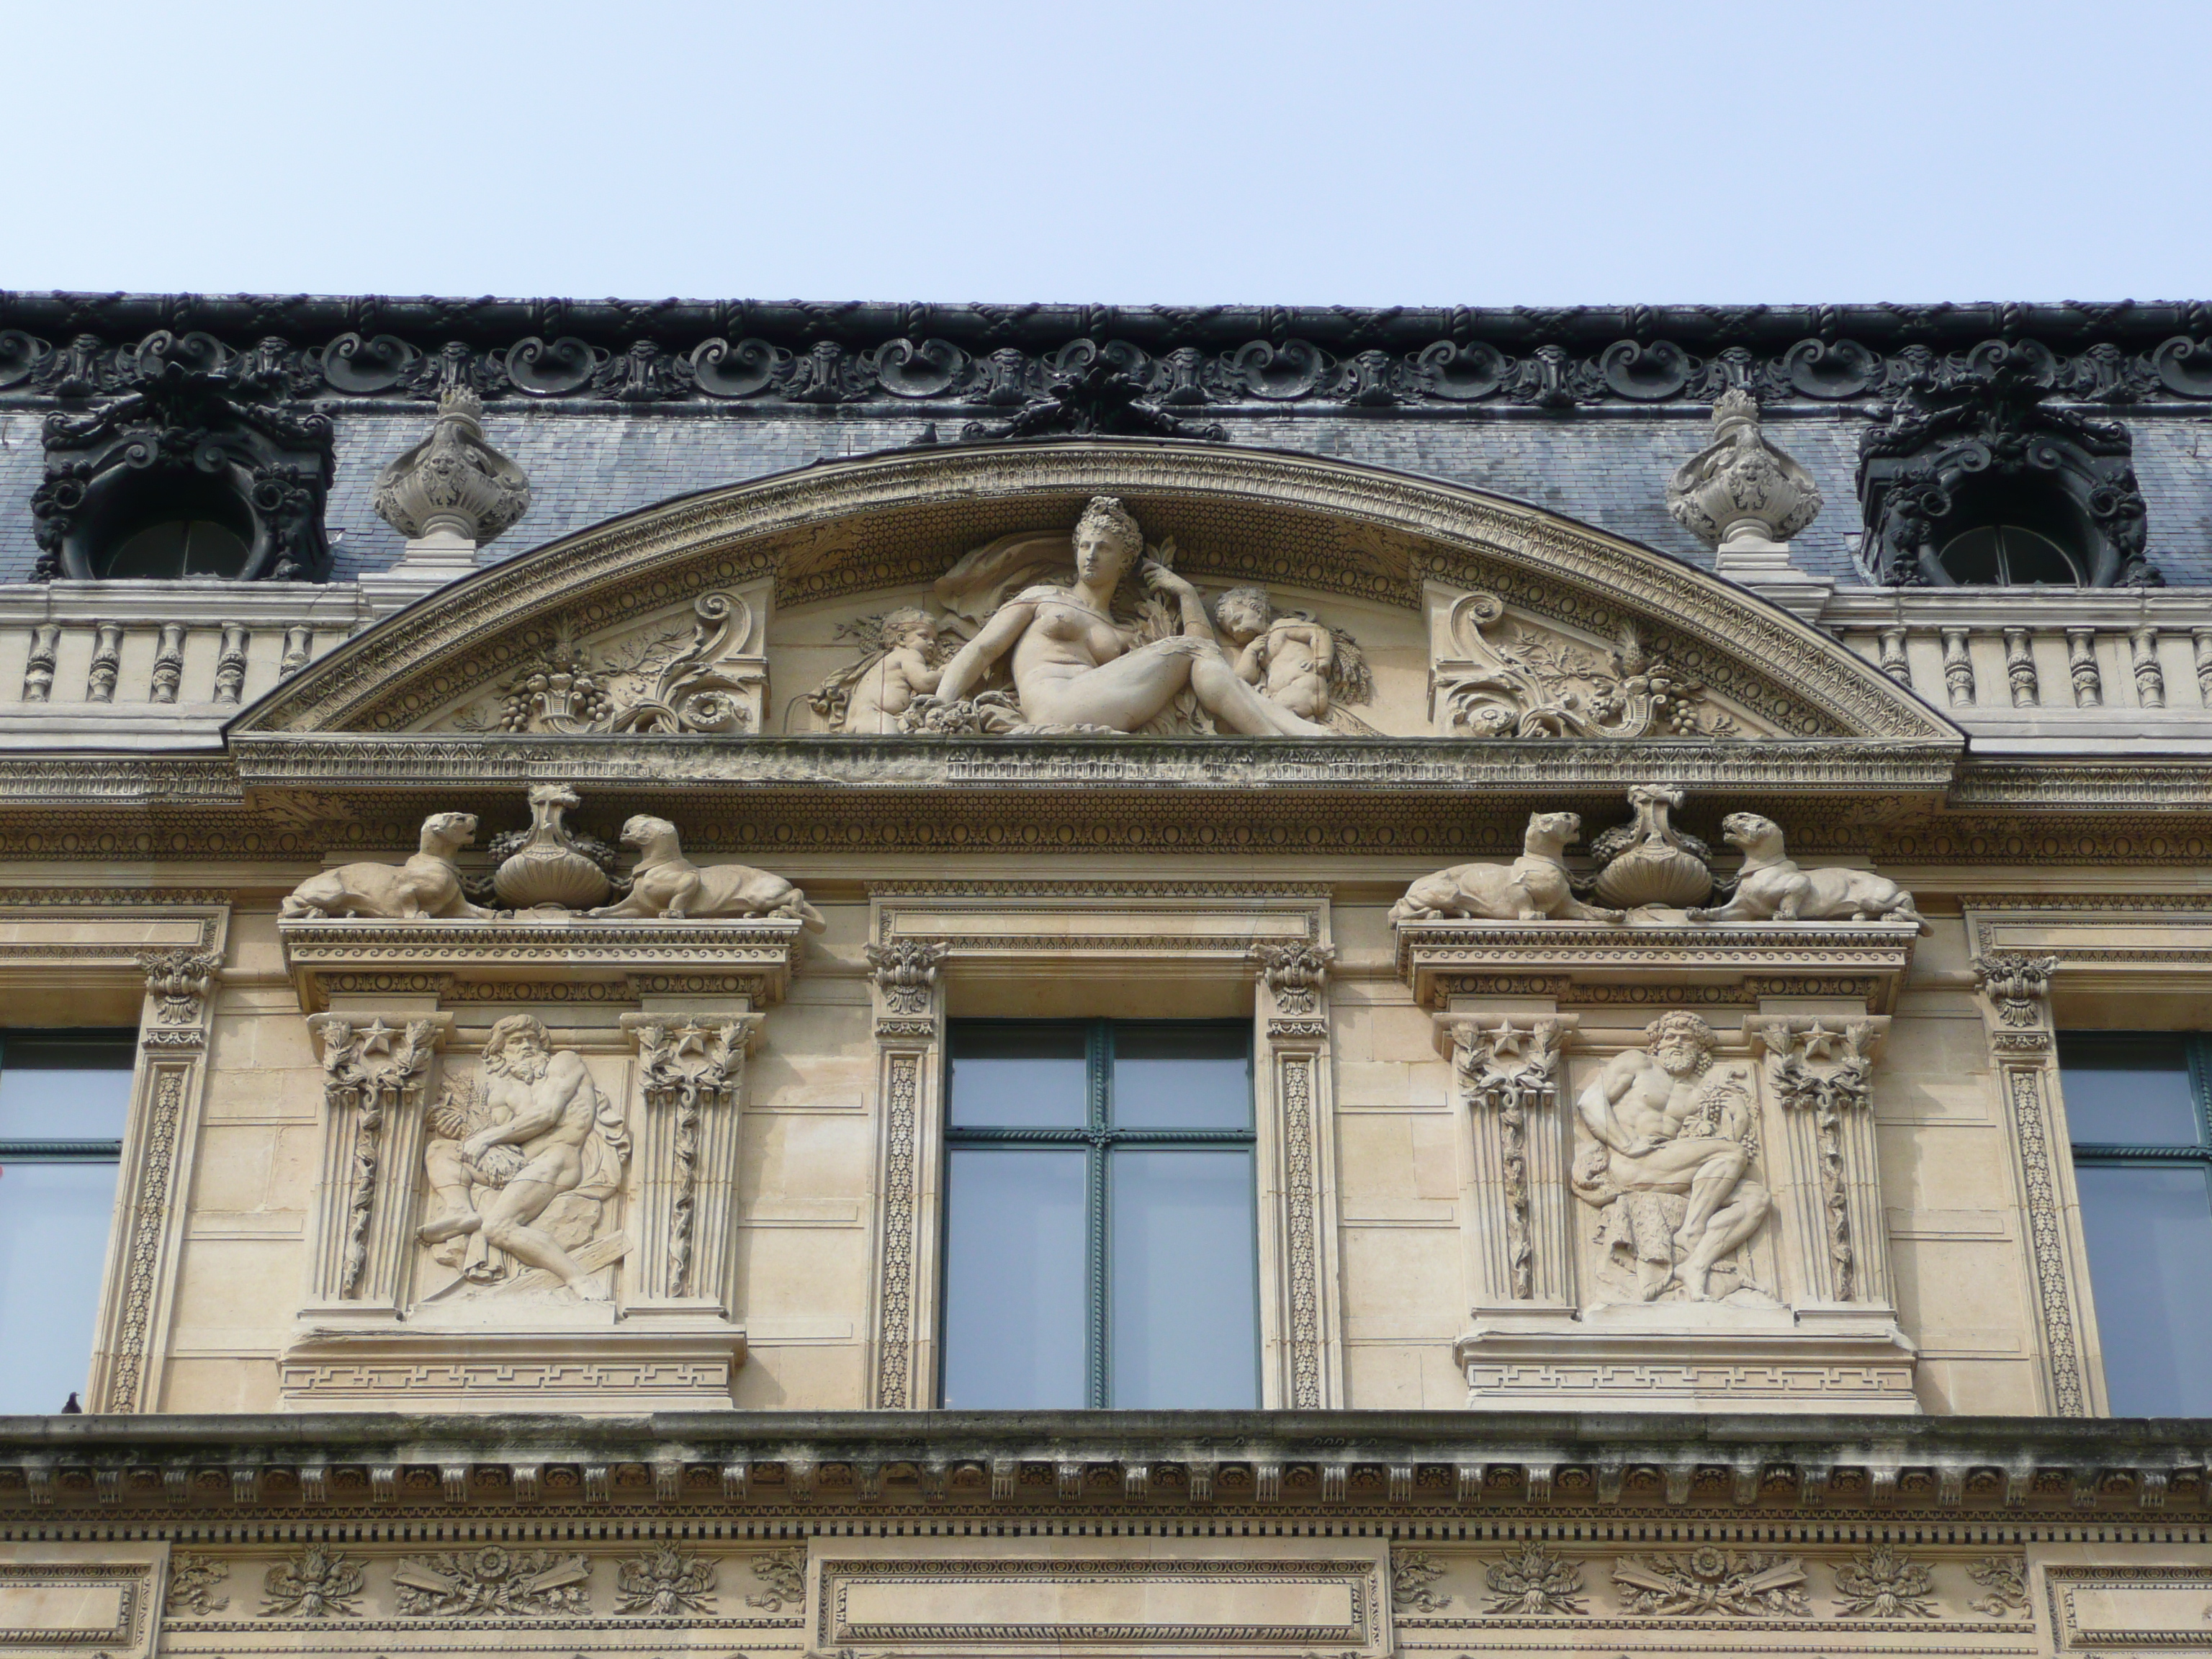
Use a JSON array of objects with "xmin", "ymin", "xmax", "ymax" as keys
[
  {"xmin": 863, "ymin": 883, "xmax": 1342, "ymax": 1411},
  {"xmin": 1963, "ymin": 899, "xmax": 2212, "ymax": 1419},
  {"xmin": 0, "ymin": 894, "xmax": 230, "ymax": 1414}
]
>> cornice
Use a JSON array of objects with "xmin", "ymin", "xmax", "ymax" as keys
[{"xmin": 0, "ymin": 1409, "xmax": 2203, "ymax": 1522}]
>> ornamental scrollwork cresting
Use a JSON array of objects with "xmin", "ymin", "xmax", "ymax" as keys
[
  {"xmin": 17, "ymin": 313, "xmax": 2205, "ymax": 413},
  {"xmin": 635, "ymin": 1019, "xmax": 747, "ymax": 1298},
  {"xmin": 260, "ymin": 1545, "xmax": 367, "ymax": 1618},
  {"xmin": 1755, "ymin": 1017, "xmax": 1880, "ymax": 1302},
  {"xmin": 1483, "ymin": 1541, "xmax": 1588, "ymax": 1616},
  {"xmin": 615, "ymin": 1543, "xmax": 717, "ymax": 1616},
  {"xmin": 139, "ymin": 948, "xmax": 222, "ymax": 1024},
  {"xmin": 868, "ymin": 940, "xmax": 950, "ymax": 1017},
  {"xmin": 392, "ymin": 1545, "xmax": 591, "ymax": 1617},
  {"xmin": 315, "ymin": 1016, "xmax": 439, "ymax": 1298},
  {"xmin": 1452, "ymin": 1018, "xmax": 1565, "ymax": 1300},
  {"xmin": 1614, "ymin": 1548, "xmax": 1811, "ymax": 1618}
]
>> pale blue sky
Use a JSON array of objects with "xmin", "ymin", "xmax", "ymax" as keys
[{"xmin": 9, "ymin": 0, "xmax": 2206, "ymax": 305}]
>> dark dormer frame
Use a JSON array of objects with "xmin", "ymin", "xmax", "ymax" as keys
[
  {"xmin": 29, "ymin": 332, "xmax": 334, "ymax": 584},
  {"xmin": 1856, "ymin": 342, "xmax": 2157, "ymax": 588}
]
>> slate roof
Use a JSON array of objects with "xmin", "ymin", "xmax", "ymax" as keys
[{"xmin": 4, "ymin": 293, "xmax": 2211, "ymax": 587}]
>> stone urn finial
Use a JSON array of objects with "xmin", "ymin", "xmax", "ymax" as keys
[
  {"xmin": 1665, "ymin": 389, "xmax": 1823, "ymax": 552},
  {"xmin": 372, "ymin": 387, "xmax": 532, "ymax": 546}
]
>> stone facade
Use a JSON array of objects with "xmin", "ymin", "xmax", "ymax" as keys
[{"xmin": 0, "ymin": 290, "xmax": 2208, "ymax": 1658}]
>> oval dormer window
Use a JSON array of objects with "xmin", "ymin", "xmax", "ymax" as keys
[
  {"xmin": 1936, "ymin": 523, "xmax": 2085, "ymax": 587},
  {"xmin": 86, "ymin": 472, "xmax": 256, "ymax": 580}
]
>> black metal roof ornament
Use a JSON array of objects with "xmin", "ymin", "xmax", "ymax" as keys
[
  {"xmin": 30, "ymin": 331, "xmax": 335, "ymax": 582},
  {"xmin": 956, "ymin": 356, "xmax": 1228, "ymax": 443},
  {"xmin": 1855, "ymin": 341, "xmax": 2157, "ymax": 588}
]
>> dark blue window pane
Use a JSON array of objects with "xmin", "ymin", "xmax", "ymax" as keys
[
  {"xmin": 0, "ymin": 1161, "xmax": 122, "ymax": 1411},
  {"xmin": 941, "ymin": 1149, "xmax": 1087, "ymax": 1408},
  {"xmin": 0, "ymin": 1035, "xmax": 135, "ymax": 1143},
  {"xmin": 1112, "ymin": 1023, "xmax": 1249, "ymax": 1129},
  {"xmin": 1110, "ymin": 1149, "xmax": 1257, "ymax": 1407},
  {"xmin": 2059, "ymin": 1033, "xmax": 2200, "ymax": 1146},
  {"xmin": 949, "ymin": 1025, "xmax": 1087, "ymax": 1128},
  {"xmin": 2076, "ymin": 1163, "xmax": 2212, "ymax": 1414}
]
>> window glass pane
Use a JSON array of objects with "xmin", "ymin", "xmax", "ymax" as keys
[
  {"xmin": 1111, "ymin": 1023, "xmax": 1250, "ymax": 1130},
  {"xmin": 949, "ymin": 1025, "xmax": 1087, "ymax": 1128},
  {"xmin": 2059, "ymin": 1033, "xmax": 2200, "ymax": 1146},
  {"xmin": 0, "ymin": 1035, "xmax": 136, "ymax": 1142},
  {"xmin": 1110, "ymin": 1148, "xmax": 1257, "ymax": 1407},
  {"xmin": 2076, "ymin": 1163, "xmax": 2212, "ymax": 1414},
  {"xmin": 0, "ymin": 1161, "xmax": 122, "ymax": 1411},
  {"xmin": 941, "ymin": 1149, "xmax": 1087, "ymax": 1408}
]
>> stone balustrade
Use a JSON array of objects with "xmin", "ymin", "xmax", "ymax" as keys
[
  {"xmin": 1823, "ymin": 590, "xmax": 2212, "ymax": 752},
  {"xmin": 0, "ymin": 582, "xmax": 396, "ymax": 750}
]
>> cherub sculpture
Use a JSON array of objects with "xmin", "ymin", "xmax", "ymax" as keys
[
  {"xmin": 1211, "ymin": 586, "xmax": 1375, "ymax": 731},
  {"xmin": 801, "ymin": 607, "xmax": 956, "ymax": 734}
]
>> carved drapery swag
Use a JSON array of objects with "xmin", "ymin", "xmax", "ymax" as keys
[
  {"xmin": 1451, "ymin": 1012, "xmax": 1575, "ymax": 1309},
  {"xmin": 626, "ymin": 1015, "xmax": 760, "ymax": 1305},
  {"xmin": 1748, "ymin": 1017, "xmax": 1887, "ymax": 1306},
  {"xmin": 1970, "ymin": 949, "xmax": 2089, "ymax": 1415},
  {"xmin": 305, "ymin": 1015, "xmax": 444, "ymax": 1310}
]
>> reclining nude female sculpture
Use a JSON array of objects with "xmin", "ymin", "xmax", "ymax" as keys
[{"xmin": 911, "ymin": 496, "xmax": 1334, "ymax": 737}]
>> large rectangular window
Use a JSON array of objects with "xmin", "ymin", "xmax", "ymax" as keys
[
  {"xmin": 0, "ymin": 1031, "xmax": 136, "ymax": 1413},
  {"xmin": 940, "ymin": 1020, "xmax": 1259, "ymax": 1409},
  {"xmin": 2058, "ymin": 1031, "xmax": 2212, "ymax": 1416}
]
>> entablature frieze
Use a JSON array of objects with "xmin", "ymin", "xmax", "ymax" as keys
[
  {"xmin": 1398, "ymin": 921, "xmax": 1920, "ymax": 1014},
  {"xmin": 277, "ymin": 917, "xmax": 804, "ymax": 1015}
]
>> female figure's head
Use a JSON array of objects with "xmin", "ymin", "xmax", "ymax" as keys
[{"xmin": 1070, "ymin": 496, "xmax": 1145, "ymax": 587}]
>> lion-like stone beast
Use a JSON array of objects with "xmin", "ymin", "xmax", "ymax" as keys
[
  {"xmin": 280, "ymin": 812, "xmax": 498, "ymax": 920},
  {"xmin": 1687, "ymin": 812, "xmax": 1925, "ymax": 930},
  {"xmin": 1388, "ymin": 811, "xmax": 1624, "ymax": 925},
  {"xmin": 586, "ymin": 816, "xmax": 827, "ymax": 930}
]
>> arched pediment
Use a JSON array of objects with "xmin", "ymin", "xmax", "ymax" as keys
[{"xmin": 230, "ymin": 440, "xmax": 1960, "ymax": 793}]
